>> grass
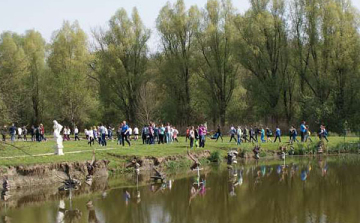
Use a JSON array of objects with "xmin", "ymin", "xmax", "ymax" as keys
[{"xmin": 0, "ymin": 135, "xmax": 358, "ymax": 168}]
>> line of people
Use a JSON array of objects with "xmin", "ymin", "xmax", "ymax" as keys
[
  {"xmin": 210, "ymin": 121, "xmax": 329, "ymax": 145},
  {"xmin": 1, "ymin": 124, "xmax": 46, "ymax": 142}
]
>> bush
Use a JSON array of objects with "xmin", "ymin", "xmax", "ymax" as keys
[{"xmin": 208, "ymin": 151, "xmax": 222, "ymax": 163}]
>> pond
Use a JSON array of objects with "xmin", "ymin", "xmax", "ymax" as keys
[{"xmin": 1, "ymin": 155, "xmax": 360, "ymax": 223}]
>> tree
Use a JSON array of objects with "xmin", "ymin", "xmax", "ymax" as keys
[
  {"xmin": 234, "ymin": 0, "xmax": 290, "ymax": 124},
  {"xmin": 156, "ymin": 0, "xmax": 200, "ymax": 125},
  {"xmin": 23, "ymin": 30, "xmax": 46, "ymax": 124},
  {"xmin": 290, "ymin": 0, "xmax": 360, "ymax": 132},
  {"xmin": 93, "ymin": 8, "xmax": 150, "ymax": 125},
  {"xmin": 0, "ymin": 32, "xmax": 28, "ymax": 124},
  {"xmin": 47, "ymin": 21, "xmax": 95, "ymax": 128},
  {"xmin": 195, "ymin": 0, "xmax": 239, "ymax": 127}
]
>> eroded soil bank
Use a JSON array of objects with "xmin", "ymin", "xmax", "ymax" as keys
[{"xmin": 0, "ymin": 150, "xmax": 212, "ymax": 189}]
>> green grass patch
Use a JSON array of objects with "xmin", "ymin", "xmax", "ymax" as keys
[{"xmin": 0, "ymin": 136, "xmax": 358, "ymax": 168}]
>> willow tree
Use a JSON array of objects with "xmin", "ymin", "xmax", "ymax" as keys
[
  {"xmin": 234, "ymin": 0, "xmax": 290, "ymax": 124},
  {"xmin": 93, "ymin": 8, "xmax": 150, "ymax": 125},
  {"xmin": 195, "ymin": 0, "xmax": 239, "ymax": 127},
  {"xmin": 156, "ymin": 0, "xmax": 200, "ymax": 125},
  {"xmin": 47, "ymin": 21, "xmax": 95, "ymax": 127}
]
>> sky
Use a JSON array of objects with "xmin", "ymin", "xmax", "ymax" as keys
[{"xmin": 0, "ymin": 0, "xmax": 359, "ymax": 52}]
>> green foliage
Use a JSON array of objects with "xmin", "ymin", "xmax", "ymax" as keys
[
  {"xmin": 0, "ymin": 0, "xmax": 360, "ymax": 133},
  {"xmin": 208, "ymin": 150, "xmax": 222, "ymax": 162}
]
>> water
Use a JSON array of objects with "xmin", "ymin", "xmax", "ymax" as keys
[{"xmin": 1, "ymin": 156, "xmax": 360, "ymax": 223}]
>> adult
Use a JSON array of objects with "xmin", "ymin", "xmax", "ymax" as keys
[
  {"xmin": 148, "ymin": 123, "xmax": 154, "ymax": 144},
  {"xmin": 158, "ymin": 124, "xmax": 165, "ymax": 144},
  {"xmin": 215, "ymin": 125, "xmax": 223, "ymax": 142},
  {"xmin": 39, "ymin": 124, "xmax": 45, "ymax": 141},
  {"xmin": 1, "ymin": 125, "xmax": 7, "ymax": 141},
  {"xmin": 121, "ymin": 121, "xmax": 131, "ymax": 147},
  {"xmin": 266, "ymin": 127, "xmax": 272, "ymax": 142},
  {"xmin": 133, "ymin": 126, "xmax": 139, "ymax": 141},
  {"xmin": 30, "ymin": 125, "xmax": 35, "ymax": 141},
  {"xmin": 274, "ymin": 126, "xmax": 281, "ymax": 142},
  {"xmin": 189, "ymin": 126, "xmax": 195, "ymax": 149},
  {"xmin": 17, "ymin": 126, "xmax": 23, "ymax": 140},
  {"xmin": 249, "ymin": 127, "xmax": 257, "ymax": 143},
  {"xmin": 260, "ymin": 127, "xmax": 266, "ymax": 143},
  {"xmin": 88, "ymin": 127, "xmax": 94, "ymax": 146},
  {"xmin": 242, "ymin": 126, "xmax": 249, "ymax": 143},
  {"xmin": 74, "ymin": 126, "xmax": 80, "ymax": 141},
  {"xmin": 236, "ymin": 126, "xmax": 242, "ymax": 145},
  {"xmin": 22, "ymin": 126, "xmax": 28, "ymax": 141},
  {"xmin": 117, "ymin": 124, "xmax": 123, "ymax": 145},
  {"xmin": 300, "ymin": 121, "xmax": 306, "ymax": 142},
  {"xmin": 199, "ymin": 124, "xmax": 207, "ymax": 148},
  {"xmin": 108, "ymin": 126, "xmax": 113, "ymax": 141},
  {"xmin": 229, "ymin": 125, "xmax": 237, "ymax": 143},
  {"xmin": 142, "ymin": 125, "xmax": 148, "ymax": 144},
  {"xmin": 165, "ymin": 123, "xmax": 171, "ymax": 144},
  {"xmin": 9, "ymin": 124, "xmax": 16, "ymax": 142}
]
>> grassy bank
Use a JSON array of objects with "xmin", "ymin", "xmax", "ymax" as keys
[{"xmin": 0, "ymin": 136, "xmax": 358, "ymax": 168}]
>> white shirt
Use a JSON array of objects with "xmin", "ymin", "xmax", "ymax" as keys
[
  {"xmin": 67, "ymin": 129, "xmax": 71, "ymax": 135},
  {"xmin": 17, "ymin": 128, "xmax": 22, "ymax": 135},
  {"xmin": 128, "ymin": 128, "xmax": 133, "ymax": 135},
  {"xmin": 134, "ymin": 127, "xmax": 139, "ymax": 135},
  {"xmin": 74, "ymin": 128, "xmax": 79, "ymax": 134},
  {"xmin": 88, "ymin": 130, "xmax": 94, "ymax": 138},
  {"xmin": 104, "ymin": 127, "xmax": 108, "ymax": 135}
]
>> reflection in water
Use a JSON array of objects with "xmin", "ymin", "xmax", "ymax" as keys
[{"xmin": 3, "ymin": 156, "xmax": 360, "ymax": 223}]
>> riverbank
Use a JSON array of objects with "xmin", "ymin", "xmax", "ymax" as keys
[{"xmin": 0, "ymin": 136, "xmax": 359, "ymax": 188}]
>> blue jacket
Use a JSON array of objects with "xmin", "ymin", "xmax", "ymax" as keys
[
  {"xmin": 300, "ymin": 124, "xmax": 306, "ymax": 133},
  {"xmin": 121, "ymin": 125, "xmax": 129, "ymax": 133}
]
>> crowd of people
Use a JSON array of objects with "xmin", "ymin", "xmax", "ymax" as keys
[
  {"xmin": 1, "ymin": 120, "xmax": 329, "ymax": 149},
  {"xmin": 208, "ymin": 121, "xmax": 329, "ymax": 146},
  {"xmin": 1, "ymin": 123, "xmax": 46, "ymax": 142}
]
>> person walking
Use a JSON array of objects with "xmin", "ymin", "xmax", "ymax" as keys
[
  {"xmin": 1, "ymin": 125, "xmax": 7, "ymax": 141},
  {"xmin": 173, "ymin": 127, "xmax": 179, "ymax": 142},
  {"xmin": 30, "ymin": 125, "xmax": 35, "ymax": 141},
  {"xmin": 22, "ymin": 126, "xmax": 28, "ymax": 141},
  {"xmin": 88, "ymin": 127, "xmax": 95, "ymax": 146},
  {"xmin": 274, "ymin": 126, "xmax": 281, "ymax": 142},
  {"xmin": 17, "ymin": 126, "xmax": 23, "ymax": 141},
  {"xmin": 242, "ymin": 126, "xmax": 249, "ymax": 143},
  {"xmin": 39, "ymin": 124, "xmax": 46, "ymax": 141},
  {"xmin": 215, "ymin": 125, "xmax": 223, "ymax": 142},
  {"xmin": 300, "ymin": 121, "xmax": 306, "ymax": 142},
  {"xmin": 189, "ymin": 126, "xmax": 195, "ymax": 149},
  {"xmin": 305, "ymin": 125, "xmax": 313, "ymax": 142},
  {"xmin": 121, "ymin": 121, "xmax": 131, "ymax": 147},
  {"xmin": 134, "ymin": 126, "xmax": 139, "ymax": 141},
  {"xmin": 117, "ymin": 124, "xmax": 123, "ymax": 145},
  {"xmin": 237, "ymin": 126, "xmax": 242, "ymax": 145},
  {"xmin": 260, "ymin": 127, "xmax": 266, "ymax": 143},
  {"xmin": 199, "ymin": 124, "xmax": 207, "ymax": 148},
  {"xmin": 249, "ymin": 127, "xmax": 257, "ymax": 143},
  {"xmin": 74, "ymin": 126, "xmax": 80, "ymax": 141},
  {"xmin": 266, "ymin": 127, "xmax": 272, "ymax": 142},
  {"xmin": 9, "ymin": 124, "xmax": 16, "ymax": 142},
  {"xmin": 229, "ymin": 125, "xmax": 237, "ymax": 143}
]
